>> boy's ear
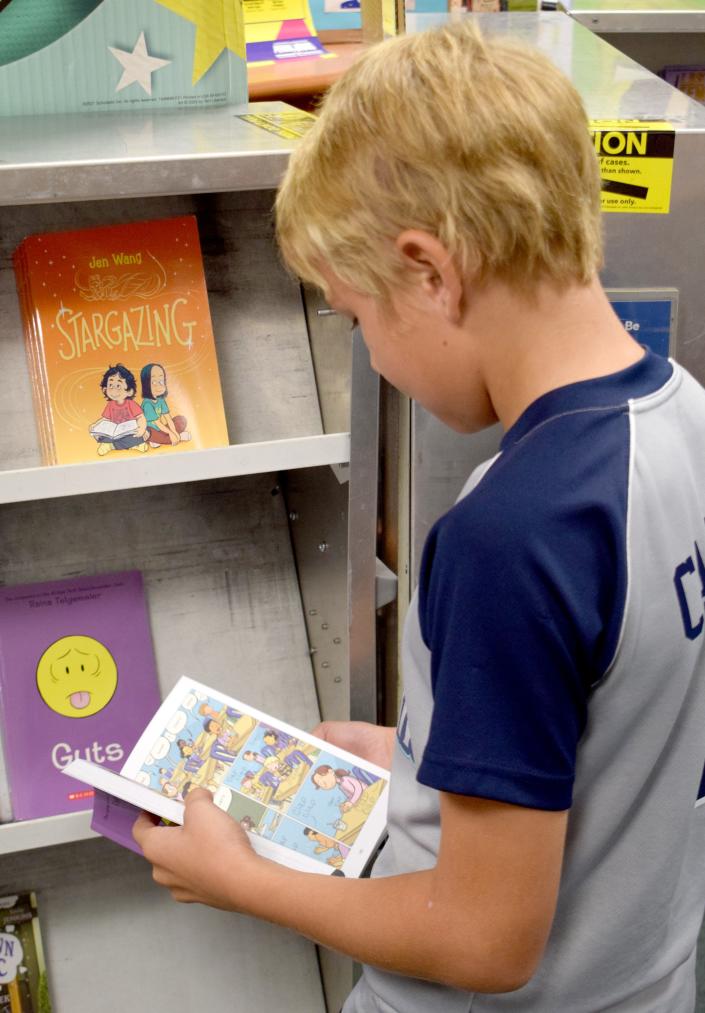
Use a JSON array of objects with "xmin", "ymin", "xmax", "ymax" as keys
[{"xmin": 394, "ymin": 229, "xmax": 464, "ymax": 324}]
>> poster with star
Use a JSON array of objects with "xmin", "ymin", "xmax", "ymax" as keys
[
  {"xmin": 13, "ymin": 215, "xmax": 230, "ymax": 466},
  {"xmin": 0, "ymin": 0, "xmax": 247, "ymax": 116}
]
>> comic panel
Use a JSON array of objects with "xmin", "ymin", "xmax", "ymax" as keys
[
  {"xmin": 267, "ymin": 814, "xmax": 351, "ymax": 870},
  {"xmin": 213, "ymin": 785, "xmax": 268, "ymax": 833},
  {"xmin": 132, "ymin": 688, "xmax": 257, "ymax": 800},
  {"xmin": 214, "ymin": 783, "xmax": 351, "ymax": 869},
  {"xmin": 287, "ymin": 754, "xmax": 387, "ymax": 848},
  {"xmin": 221, "ymin": 722, "xmax": 320, "ymax": 813}
]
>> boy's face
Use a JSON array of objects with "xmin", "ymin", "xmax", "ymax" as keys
[
  {"xmin": 104, "ymin": 373, "xmax": 131, "ymax": 403},
  {"xmin": 320, "ymin": 265, "xmax": 496, "ymax": 434}
]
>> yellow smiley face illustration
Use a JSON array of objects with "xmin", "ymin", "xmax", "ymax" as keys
[{"xmin": 36, "ymin": 635, "xmax": 118, "ymax": 718}]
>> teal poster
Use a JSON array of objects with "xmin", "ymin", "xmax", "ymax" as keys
[{"xmin": 0, "ymin": 0, "xmax": 248, "ymax": 115}]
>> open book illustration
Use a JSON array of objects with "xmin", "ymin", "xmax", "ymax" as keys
[
  {"xmin": 63, "ymin": 677, "xmax": 390, "ymax": 878},
  {"xmin": 89, "ymin": 417, "xmax": 138, "ymax": 441}
]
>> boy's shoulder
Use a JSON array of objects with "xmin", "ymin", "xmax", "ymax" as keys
[
  {"xmin": 423, "ymin": 353, "xmax": 681, "ymax": 605},
  {"xmin": 443, "ymin": 351, "xmax": 677, "ymax": 540}
]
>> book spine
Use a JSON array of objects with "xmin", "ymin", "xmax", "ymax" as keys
[
  {"xmin": 0, "ymin": 635, "xmax": 15, "ymax": 823},
  {"xmin": 23, "ymin": 243, "xmax": 56, "ymax": 466},
  {"xmin": 13, "ymin": 244, "xmax": 50, "ymax": 468}
]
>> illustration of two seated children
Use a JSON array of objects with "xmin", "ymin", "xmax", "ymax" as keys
[{"xmin": 89, "ymin": 362, "xmax": 190, "ymax": 455}]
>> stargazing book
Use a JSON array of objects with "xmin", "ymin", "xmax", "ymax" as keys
[
  {"xmin": 13, "ymin": 215, "xmax": 229, "ymax": 466},
  {"xmin": 0, "ymin": 0, "xmax": 247, "ymax": 118},
  {"xmin": 64, "ymin": 676, "xmax": 390, "ymax": 877},
  {"xmin": 0, "ymin": 892, "xmax": 52, "ymax": 1013},
  {"xmin": 0, "ymin": 571, "xmax": 161, "ymax": 821}
]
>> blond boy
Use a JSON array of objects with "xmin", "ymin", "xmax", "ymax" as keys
[{"xmin": 135, "ymin": 22, "xmax": 705, "ymax": 1011}]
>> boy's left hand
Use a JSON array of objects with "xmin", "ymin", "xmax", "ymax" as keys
[{"xmin": 133, "ymin": 788, "xmax": 256, "ymax": 910}]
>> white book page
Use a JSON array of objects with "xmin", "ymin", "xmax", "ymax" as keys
[{"xmin": 62, "ymin": 758, "xmax": 184, "ymax": 825}]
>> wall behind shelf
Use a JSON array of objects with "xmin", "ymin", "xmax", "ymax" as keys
[
  {"xmin": 0, "ymin": 473, "xmax": 320, "ymax": 726},
  {"xmin": 0, "ymin": 836, "xmax": 326, "ymax": 1012}
]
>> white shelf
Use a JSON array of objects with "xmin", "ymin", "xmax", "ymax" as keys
[
  {"xmin": 0, "ymin": 810, "xmax": 96, "ymax": 855},
  {"xmin": 0, "ymin": 432, "xmax": 350, "ymax": 505}
]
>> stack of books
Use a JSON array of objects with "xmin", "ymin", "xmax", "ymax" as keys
[
  {"xmin": 13, "ymin": 215, "xmax": 229, "ymax": 467},
  {"xmin": 0, "ymin": 571, "xmax": 161, "ymax": 821}
]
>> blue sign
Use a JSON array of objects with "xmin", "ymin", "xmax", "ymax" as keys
[{"xmin": 610, "ymin": 298, "xmax": 674, "ymax": 357}]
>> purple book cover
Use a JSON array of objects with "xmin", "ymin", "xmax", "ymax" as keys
[
  {"xmin": 91, "ymin": 790, "xmax": 144, "ymax": 856},
  {"xmin": 0, "ymin": 571, "xmax": 161, "ymax": 820}
]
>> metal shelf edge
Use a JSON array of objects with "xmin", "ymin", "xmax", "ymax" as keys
[
  {"xmin": 0, "ymin": 810, "xmax": 96, "ymax": 855},
  {"xmin": 0, "ymin": 433, "xmax": 351, "ymax": 505}
]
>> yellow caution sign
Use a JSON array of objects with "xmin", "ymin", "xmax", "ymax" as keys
[{"xmin": 589, "ymin": 120, "xmax": 675, "ymax": 214}]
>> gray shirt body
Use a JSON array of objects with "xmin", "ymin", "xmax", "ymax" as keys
[{"xmin": 345, "ymin": 356, "xmax": 705, "ymax": 1012}]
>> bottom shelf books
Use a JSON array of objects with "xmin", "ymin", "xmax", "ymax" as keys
[
  {"xmin": 0, "ymin": 893, "xmax": 52, "ymax": 1013},
  {"xmin": 65, "ymin": 677, "xmax": 389, "ymax": 879}
]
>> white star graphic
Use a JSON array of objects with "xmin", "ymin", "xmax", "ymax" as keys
[{"xmin": 109, "ymin": 32, "xmax": 171, "ymax": 96}]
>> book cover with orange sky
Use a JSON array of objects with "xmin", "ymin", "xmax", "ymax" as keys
[{"xmin": 14, "ymin": 214, "xmax": 229, "ymax": 465}]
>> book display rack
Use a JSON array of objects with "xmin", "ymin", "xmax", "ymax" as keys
[{"xmin": 0, "ymin": 100, "xmax": 379, "ymax": 1012}]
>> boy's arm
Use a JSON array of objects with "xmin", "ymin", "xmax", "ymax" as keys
[{"xmin": 134, "ymin": 788, "xmax": 567, "ymax": 994}]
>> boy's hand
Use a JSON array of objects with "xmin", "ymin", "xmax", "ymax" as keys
[
  {"xmin": 311, "ymin": 721, "xmax": 395, "ymax": 769},
  {"xmin": 133, "ymin": 788, "xmax": 258, "ymax": 910}
]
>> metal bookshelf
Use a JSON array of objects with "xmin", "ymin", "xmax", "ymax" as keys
[{"xmin": 0, "ymin": 100, "xmax": 375, "ymax": 1013}]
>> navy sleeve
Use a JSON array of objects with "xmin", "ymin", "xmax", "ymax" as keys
[{"xmin": 416, "ymin": 410, "xmax": 630, "ymax": 811}]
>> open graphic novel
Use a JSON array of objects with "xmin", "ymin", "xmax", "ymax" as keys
[
  {"xmin": 64, "ymin": 677, "xmax": 390, "ymax": 878},
  {"xmin": 0, "ymin": 892, "xmax": 52, "ymax": 1013},
  {"xmin": 0, "ymin": 571, "xmax": 161, "ymax": 821},
  {"xmin": 13, "ymin": 215, "xmax": 229, "ymax": 465}
]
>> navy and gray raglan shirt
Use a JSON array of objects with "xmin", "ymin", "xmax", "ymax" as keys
[{"xmin": 345, "ymin": 350, "xmax": 705, "ymax": 1013}]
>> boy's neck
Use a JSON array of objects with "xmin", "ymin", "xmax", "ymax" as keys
[{"xmin": 472, "ymin": 276, "xmax": 645, "ymax": 433}]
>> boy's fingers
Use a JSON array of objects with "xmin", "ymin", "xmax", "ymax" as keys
[
  {"xmin": 132, "ymin": 810, "xmax": 160, "ymax": 846},
  {"xmin": 183, "ymin": 787, "xmax": 215, "ymax": 812}
]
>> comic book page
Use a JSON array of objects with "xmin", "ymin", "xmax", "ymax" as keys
[{"xmin": 120, "ymin": 677, "xmax": 389, "ymax": 877}]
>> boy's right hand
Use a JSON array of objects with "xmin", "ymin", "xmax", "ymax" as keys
[{"xmin": 311, "ymin": 721, "xmax": 395, "ymax": 770}]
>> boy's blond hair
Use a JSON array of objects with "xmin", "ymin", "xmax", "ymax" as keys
[{"xmin": 275, "ymin": 21, "xmax": 603, "ymax": 299}]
